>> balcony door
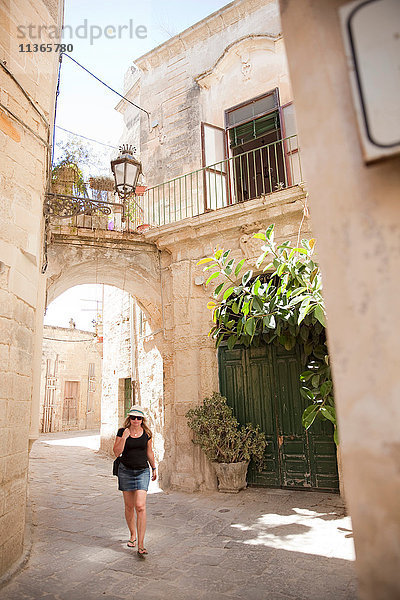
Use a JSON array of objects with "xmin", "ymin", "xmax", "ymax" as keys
[
  {"xmin": 201, "ymin": 122, "xmax": 228, "ymax": 211},
  {"xmin": 226, "ymin": 89, "xmax": 285, "ymax": 201}
]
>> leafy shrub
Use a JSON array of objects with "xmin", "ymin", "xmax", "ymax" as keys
[
  {"xmin": 186, "ymin": 392, "xmax": 267, "ymax": 469},
  {"xmin": 198, "ymin": 224, "xmax": 337, "ymax": 444}
]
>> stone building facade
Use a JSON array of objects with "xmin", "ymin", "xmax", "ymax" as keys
[
  {"xmin": 0, "ymin": 0, "xmax": 63, "ymax": 577},
  {"xmin": 117, "ymin": 0, "xmax": 293, "ymax": 189},
  {"xmin": 40, "ymin": 325, "xmax": 102, "ymax": 433},
  {"xmin": 114, "ymin": 0, "xmax": 312, "ymax": 492}
]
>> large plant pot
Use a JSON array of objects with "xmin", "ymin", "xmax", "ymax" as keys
[{"xmin": 212, "ymin": 461, "xmax": 249, "ymax": 493}]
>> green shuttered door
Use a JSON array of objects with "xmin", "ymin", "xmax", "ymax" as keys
[{"xmin": 218, "ymin": 342, "xmax": 339, "ymax": 491}]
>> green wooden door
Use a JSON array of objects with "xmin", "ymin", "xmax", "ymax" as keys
[
  {"xmin": 124, "ymin": 378, "xmax": 132, "ymax": 417},
  {"xmin": 218, "ymin": 342, "xmax": 338, "ymax": 491}
]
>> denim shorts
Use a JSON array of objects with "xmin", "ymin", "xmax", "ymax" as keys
[{"xmin": 118, "ymin": 463, "xmax": 150, "ymax": 492}]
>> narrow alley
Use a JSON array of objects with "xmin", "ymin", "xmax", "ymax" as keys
[{"xmin": 0, "ymin": 431, "xmax": 357, "ymax": 600}]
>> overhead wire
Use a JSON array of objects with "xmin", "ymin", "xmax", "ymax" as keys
[
  {"xmin": 61, "ymin": 52, "xmax": 151, "ymax": 120},
  {"xmin": 43, "ymin": 336, "xmax": 95, "ymax": 342},
  {"xmin": 55, "ymin": 125, "xmax": 119, "ymax": 149}
]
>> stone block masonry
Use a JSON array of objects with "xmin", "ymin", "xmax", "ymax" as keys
[{"xmin": 0, "ymin": 0, "xmax": 64, "ymax": 578}]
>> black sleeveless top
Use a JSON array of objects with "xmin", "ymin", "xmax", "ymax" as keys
[{"xmin": 117, "ymin": 428, "xmax": 149, "ymax": 470}]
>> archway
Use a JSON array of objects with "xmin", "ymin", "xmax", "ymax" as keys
[
  {"xmin": 45, "ymin": 235, "xmax": 163, "ymax": 332},
  {"xmin": 40, "ymin": 234, "xmax": 166, "ymax": 469}
]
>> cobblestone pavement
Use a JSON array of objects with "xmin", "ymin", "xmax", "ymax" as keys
[{"xmin": 0, "ymin": 431, "xmax": 357, "ymax": 600}]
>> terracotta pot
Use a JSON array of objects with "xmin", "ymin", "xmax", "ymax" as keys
[
  {"xmin": 212, "ymin": 461, "xmax": 249, "ymax": 493},
  {"xmin": 135, "ymin": 185, "xmax": 147, "ymax": 196},
  {"xmin": 136, "ymin": 223, "xmax": 150, "ymax": 232}
]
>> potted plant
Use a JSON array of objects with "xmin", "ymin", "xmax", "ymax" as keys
[{"xmin": 186, "ymin": 392, "xmax": 267, "ymax": 493}]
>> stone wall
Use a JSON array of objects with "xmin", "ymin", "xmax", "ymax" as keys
[
  {"xmin": 279, "ymin": 1, "xmax": 400, "ymax": 597},
  {"xmin": 0, "ymin": 0, "xmax": 63, "ymax": 576},
  {"xmin": 101, "ymin": 286, "xmax": 132, "ymax": 454},
  {"xmin": 40, "ymin": 325, "xmax": 102, "ymax": 432}
]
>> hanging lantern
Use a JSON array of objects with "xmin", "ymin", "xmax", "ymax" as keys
[{"xmin": 111, "ymin": 144, "xmax": 142, "ymax": 200}]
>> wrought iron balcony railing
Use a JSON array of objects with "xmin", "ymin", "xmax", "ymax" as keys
[
  {"xmin": 128, "ymin": 134, "xmax": 302, "ymax": 230},
  {"xmin": 47, "ymin": 135, "xmax": 302, "ymax": 233}
]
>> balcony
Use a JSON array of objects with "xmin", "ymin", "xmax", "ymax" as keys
[{"xmin": 46, "ymin": 135, "xmax": 302, "ymax": 234}]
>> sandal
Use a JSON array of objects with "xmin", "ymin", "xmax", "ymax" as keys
[
  {"xmin": 127, "ymin": 539, "xmax": 136, "ymax": 548},
  {"xmin": 137, "ymin": 547, "xmax": 148, "ymax": 558}
]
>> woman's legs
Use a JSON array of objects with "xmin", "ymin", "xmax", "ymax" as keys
[
  {"xmin": 134, "ymin": 490, "xmax": 147, "ymax": 550},
  {"xmin": 122, "ymin": 491, "xmax": 136, "ymax": 544}
]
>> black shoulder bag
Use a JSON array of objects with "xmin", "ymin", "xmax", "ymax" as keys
[{"xmin": 113, "ymin": 456, "xmax": 121, "ymax": 476}]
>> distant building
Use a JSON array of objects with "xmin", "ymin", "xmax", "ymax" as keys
[{"xmin": 40, "ymin": 326, "xmax": 102, "ymax": 432}]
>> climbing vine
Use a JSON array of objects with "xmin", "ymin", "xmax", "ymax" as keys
[{"xmin": 198, "ymin": 224, "xmax": 338, "ymax": 444}]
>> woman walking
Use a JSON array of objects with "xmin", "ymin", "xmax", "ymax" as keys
[{"xmin": 113, "ymin": 405, "xmax": 157, "ymax": 557}]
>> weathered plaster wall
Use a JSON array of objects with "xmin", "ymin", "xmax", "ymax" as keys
[
  {"xmin": 279, "ymin": 1, "xmax": 400, "ymax": 598},
  {"xmin": 40, "ymin": 325, "xmax": 102, "ymax": 432},
  {"xmin": 133, "ymin": 303, "xmax": 164, "ymax": 465},
  {"xmin": 101, "ymin": 286, "xmax": 132, "ymax": 455},
  {"xmin": 0, "ymin": 0, "xmax": 63, "ymax": 576}
]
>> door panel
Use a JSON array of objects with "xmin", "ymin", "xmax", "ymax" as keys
[
  {"xmin": 246, "ymin": 345, "xmax": 280, "ymax": 487},
  {"xmin": 219, "ymin": 341, "xmax": 339, "ymax": 492},
  {"xmin": 274, "ymin": 347, "xmax": 311, "ymax": 488},
  {"xmin": 201, "ymin": 123, "xmax": 228, "ymax": 210},
  {"xmin": 63, "ymin": 381, "xmax": 79, "ymax": 426},
  {"xmin": 218, "ymin": 348, "xmax": 247, "ymax": 425}
]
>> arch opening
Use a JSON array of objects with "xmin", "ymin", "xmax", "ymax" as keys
[{"xmin": 41, "ymin": 281, "xmax": 165, "ymax": 479}]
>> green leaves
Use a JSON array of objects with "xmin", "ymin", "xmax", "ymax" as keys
[
  {"xmin": 206, "ymin": 271, "xmax": 220, "ymax": 286},
  {"xmin": 242, "ymin": 270, "xmax": 253, "ymax": 286},
  {"xmin": 223, "ymin": 286, "xmax": 235, "ymax": 301},
  {"xmin": 320, "ymin": 405, "xmax": 336, "ymax": 424},
  {"xmin": 197, "ymin": 226, "xmax": 338, "ymax": 445},
  {"xmin": 235, "ymin": 259, "xmax": 246, "ymax": 277},
  {"xmin": 263, "ymin": 314, "xmax": 276, "ymax": 329},
  {"xmin": 214, "ymin": 282, "xmax": 224, "ymax": 297},
  {"xmin": 320, "ymin": 380, "xmax": 333, "ymax": 397},
  {"xmin": 186, "ymin": 392, "xmax": 267, "ymax": 467},
  {"xmin": 227, "ymin": 335, "xmax": 237, "ymax": 350},
  {"xmin": 314, "ymin": 304, "xmax": 326, "ymax": 326},
  {"xmin": 298, "ymin": 298, "xmax": 311, "ymax": 324},
  {"xmin": 197, "ymin": 257, "xmax": 215, "ymax": 265},
  {"xmin": 302, "ymin": 404, "xmax": 319, "ymax": 429},
  {"xmin": 244, "ymin": 318, "xmax": 256, "ymax": 336}
]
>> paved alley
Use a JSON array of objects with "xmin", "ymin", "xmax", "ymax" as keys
[{"xmin": 0, "ymin": 431, "xmax": 357, "ymax": 600}]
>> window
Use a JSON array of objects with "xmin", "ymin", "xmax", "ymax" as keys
[{"xmin": 225, "ymin": 90, "xmax": 279, "ymax": 129}]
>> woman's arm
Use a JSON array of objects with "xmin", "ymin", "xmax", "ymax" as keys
[
  {"xmin": 113, "ymin": 428, "xmax": 130, "ymax": 457},
  {"xmin": 147, "ymin": 438, "xmax": 157, "ymax": 480}
]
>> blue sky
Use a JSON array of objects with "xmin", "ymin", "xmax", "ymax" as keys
[
  {"xmin": 54, "ymin": 0, "xmax": 231, "ymax": 169},
  {"xmin": 46, "ymin": 0, "xmax": 231, "ymax": 329}
]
